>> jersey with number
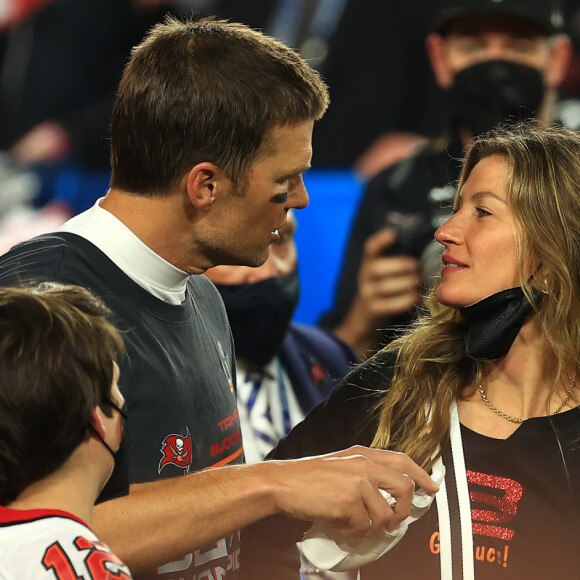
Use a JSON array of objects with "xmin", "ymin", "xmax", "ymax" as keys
[{"xmin": 0, "ymin": 506, "xmax": 133, "ymax": 579}]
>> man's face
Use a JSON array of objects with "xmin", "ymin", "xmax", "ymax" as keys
[
  {"xmin": 429, "ymin": 15, "xmax": 561, "ymax": 90},
  {"xmin": 199, "ymin": 120, "xmax": 312, "ymax": 269},
  {"xmin": 205, "ymin": 210, "xmax": 297, "ymax": 285}
]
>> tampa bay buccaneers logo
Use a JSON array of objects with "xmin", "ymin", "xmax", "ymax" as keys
[{"xmin": 158, "ymin": 427, "xmax": 193, "ymax": 474}]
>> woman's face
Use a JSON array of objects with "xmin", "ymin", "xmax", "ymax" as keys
[{"xmin": 434, "ymin": 154, "xmax": 522, "ymax": 308}]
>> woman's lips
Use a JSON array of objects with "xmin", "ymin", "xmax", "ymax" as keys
[{"xmin": 441, "ymin": 255, "xmax": 468, "ymax": 275}]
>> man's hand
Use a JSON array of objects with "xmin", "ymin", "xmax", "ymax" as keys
[
  {"xmin": 335, "ymin": 228, "xmax": 422, "ymax": 359},
  {"xmin": 263, "ymin": 446, "xmax": 438, "ymax": 537}
]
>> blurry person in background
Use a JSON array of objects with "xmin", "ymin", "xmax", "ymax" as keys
[
  {"xmin": 206, "ymin": 210, "xmax": 357, "ymax": 463},
  {"xmin": 0, "ymin": 0, "xmax": 169, "ymax": 250},
  {"xmin": 207, "ymin": 210, "xmax": 359, "ymax": 580},
  {"xmin": 322, "ymin": 0, "xmax": 572, "ymax": 361}
]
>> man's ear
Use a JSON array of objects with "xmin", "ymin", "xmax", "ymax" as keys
[
  {"xmin": 545, "ymin": 34, "xmax": 572, "ymax": 88},
  {"xmin": 185, "ymin": 162, "xmax": 223, "ymax": 210},
  {"xmin": 426, "ymin": 33, "xmax": 454, "ymax": 89}
]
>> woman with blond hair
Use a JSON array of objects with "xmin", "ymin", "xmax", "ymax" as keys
[{"xmin": 241, "ymin": 121, "xmax": 580, "ymax": 580}]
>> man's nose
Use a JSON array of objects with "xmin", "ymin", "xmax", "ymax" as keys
[
  {"xmin": 287, "ymin": 177, "xmax": 309, "ymax": 210},
  {"xmin": 483, "ymin": 42, "xmax": 509, "ymax": 62}
]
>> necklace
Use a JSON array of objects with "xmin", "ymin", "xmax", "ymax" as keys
[{"xmin": 478, "ymin": 372, "xmax": 577, "ymax": 424}]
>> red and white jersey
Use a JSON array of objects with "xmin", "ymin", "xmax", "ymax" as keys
[{"xmin": 0, "ymin": 506, "xmax": 133, "ymax": 579}]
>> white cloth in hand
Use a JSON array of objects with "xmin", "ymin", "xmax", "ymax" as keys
[{"xmin": 299, "ymin": 457, "xmax": 445, "ymax": 572}]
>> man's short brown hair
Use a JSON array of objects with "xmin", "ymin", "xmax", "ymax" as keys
[{"xmin": 110, "ymin": 16, "xmax": 329, "ymax": 194}]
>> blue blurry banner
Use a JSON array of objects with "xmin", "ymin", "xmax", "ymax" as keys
[
  {"xmin": 293, "ymin": 170, "xmax": 364, "ymax": 325},
  {"xmin": 36, "ymin": 162, "xmax": 110, "ymax": 215}
]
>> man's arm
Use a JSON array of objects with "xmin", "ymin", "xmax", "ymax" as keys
[{"xmin": 94, "ymin": 446, "xmax": 438, "ymax": 573}]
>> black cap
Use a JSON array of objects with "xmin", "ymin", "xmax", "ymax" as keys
[{"xmin": 433, "ymin": 0, "xmax": 563, "ymax": 34}]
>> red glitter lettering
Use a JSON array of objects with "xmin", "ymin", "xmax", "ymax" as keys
[
  {"xmin": 467, "ymin": 470, "xmax": 522, "ymax": 540},
  {"xmin": 473, "ymin": 522, "xmax": 514, "ymax": 540}
]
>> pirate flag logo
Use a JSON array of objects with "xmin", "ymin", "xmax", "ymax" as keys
[{"xmin": 158, "ymin": 427, "xmax": 193, "ymax": 474}]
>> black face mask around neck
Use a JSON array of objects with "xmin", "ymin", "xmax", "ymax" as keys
[
  {"xmin": 451, "ymin": 60, "xmax": 545, "ymax": 137},
  {"xmin": 215, "ymin": 270, "xmax": 300, "ymax": 367},
  {"xmin": 459, "ymin": 285, "xmax": 545, "ymax": 361}
]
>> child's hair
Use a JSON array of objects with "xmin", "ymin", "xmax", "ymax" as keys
[{"xmin": 0, "ymin": 283, "xmax": 124, "ymax": 504}]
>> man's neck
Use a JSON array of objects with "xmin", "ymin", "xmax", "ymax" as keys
[{"xmin": 101, "ymin": 188, "xmax": 207, "ymax": 275}]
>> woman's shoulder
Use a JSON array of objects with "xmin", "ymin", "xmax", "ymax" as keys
[
  {"xmin": 343, "ymin": 348, "xmax": 398, "ymax": 392},
  {"xmin": 269, "ymin": 350, "xmax": 398, "ymax": 459}
]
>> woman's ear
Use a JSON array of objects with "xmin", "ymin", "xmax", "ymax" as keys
[{"xmin": 537, "ymin": 263, "xmax": 550, "ymax": 295}]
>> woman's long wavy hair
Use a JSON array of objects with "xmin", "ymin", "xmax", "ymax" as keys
[{"xmin": 371, "ymin": 121, "xmax": 580, "ymax": 470}]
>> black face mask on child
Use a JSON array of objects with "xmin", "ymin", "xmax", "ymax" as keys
[
  {"xmin": 91, "ymin": 399, "xmax": 129, "ymax": 495},
  {"xmin": 215, "ymin": 270, "xmax": 300, "ymax": 367},
  {"xmin": 459, "ymin": 285, "xmax": 545, "ymax": 361},
  {"xmin": 451, "ymin": 60, "xmax": 545, "ymax": 137}
]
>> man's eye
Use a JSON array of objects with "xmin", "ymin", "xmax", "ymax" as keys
[
  {"xmin": 510, "ymin": 39, "xmax": 539, "ymax": 54},
  {"xmin": 457, "ymin": 39, "xmax": 482, "ymax": 54}
]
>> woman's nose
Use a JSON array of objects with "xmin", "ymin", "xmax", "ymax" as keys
[{"xmin": 434, "ymin": 213, "xmax": 462, "ymax": 246}]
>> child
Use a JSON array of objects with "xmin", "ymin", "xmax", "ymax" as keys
[{"xmin": 0, "ymin": 282, "xmax": 132, "ymax": 578}]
